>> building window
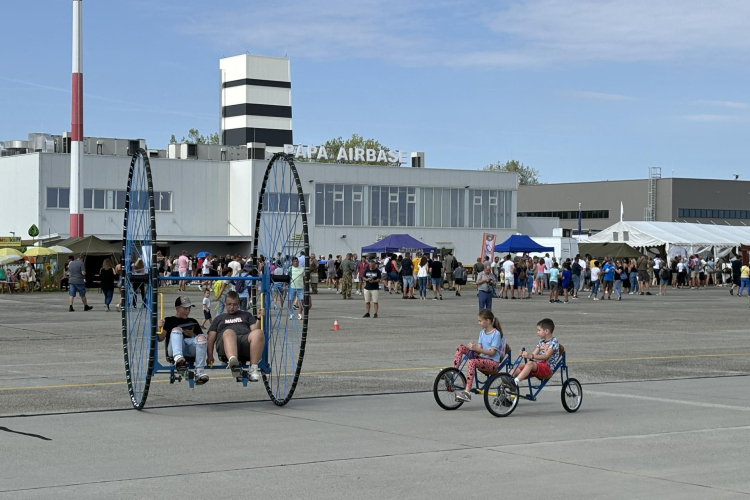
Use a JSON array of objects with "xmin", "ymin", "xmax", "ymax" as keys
[
  {"xmin": 47, "ymin": 188, "xmax": 70, "ymax": 208},
  {"xmin": 83, "ymin": 189, "xmax": 172, "ymax": 211},
  {"xmin": 46, "ymin": 187, "xmax": 70, "ymax": 209},
  {"xmin": 315, "ymin": 183, "xmax": 363, "ymax": 226},
  {"xmin": 468, "ymin": 189, "xmax": 510, "ymax": 229},
  {"xmin": 369, "ymin": 186, "xmax": 415, "ymax": 227},
  {"xmin": 678, "ymin": 208, "xmax": 749, "ymax": 220},
  {"xmin": 155, "ymin": 191, "xmax": 172, "ymax": 212},
  {"xmin": 261, "ymin": 192, "xmax": 310, "ymax": 214},
  {"xmin": 518, "ymin": 210, "xmax": 609, "ymax": 220},
  {"xmin": 422, "ymin": 187, "xmax": 465, "ymax": 228}
]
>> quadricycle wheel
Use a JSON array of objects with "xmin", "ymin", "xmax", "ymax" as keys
[
  {"xmin": 561, "ymin": 378, "xmax": 582, "ymax": 413},
  {"xmin": 433, "ymin": 367, "xmax": 467, "ymax": 410},
  {"xmin": 484, "ymin": 373, "xmax": 519, "ymax": 417}
]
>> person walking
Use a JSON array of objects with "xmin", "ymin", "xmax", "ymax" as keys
[
  {"xmin": 429, "ymin": 254, "xmax": 443, "ymax": 300},
  {"xmin": 26, "ymin": 261, "xmax": 37, "ymax": 293},
  {"xmin": 177, "ymin": 251, "xmax": 189, "ymax": 292},
  {"xmin": 476, "ymin": 263, "xmax": 495, "ymax": 311},
  {"xmin": 453, "ymin": 262, "xmax": 466, "ymax": 297},
  {"xmin": 356, "ymin": 255, "xmax": 368, "ymax": 296},
  {"xmin": 417, "ymin": 256, "xmax": 429, "ymax": 300},
  {"xmin": 68, "ymin": 254, "xmax": 93, "ymax": 312},
  {"xmin": 628, "ymin": 258, "xmax": 639, "ymax": 294},
  {"xmin": 473, "ymin": 257, "xmax": 483, "ymax": 283},
  {"xmin": 729, "ymin": 257, "xmax": 742, "ymax": 295},
  {"xmin": 739, "ymin": 261, "xmax": 750, "ymax": 297},
  {"xmin": 309, "ymin": 255, "xmax": 319, "ymax": 294},
  {"xmin": 326, "ymin": 254, "xmax": 335, "ymax": 289},
  {"xmin": 99, "ymin": 259, "xmax": 116, "ymax": 311},
  {"xmin": 362, "ymin": 260, "xmax": 381, "ymax": 318},
  {"xmin": 636, "ymin": 253, "xmax": 651, "ymax": 295},
  {"xmin": 401, "ymin": 252, "xmax": 415, "ymax": 299},
  {"xmin": 443, "ymin": 251, "xmax": 455, "ymax": 291},
  {"xmin": 340, "ymin": 253, "xmax": 355, "ymax": 299}
]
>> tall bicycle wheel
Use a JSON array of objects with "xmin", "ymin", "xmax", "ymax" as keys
[
  {"xmin": 121, "ymin": 149, "xmax": 157, "ymax": 410},
  {"xmin": 253, "ymin": 153, "xmax": 309, "ymax": 406}
]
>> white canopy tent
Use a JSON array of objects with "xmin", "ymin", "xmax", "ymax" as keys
[{"xmin": 584, "ymin": 221, "xmax": 750, "ymax": 258}]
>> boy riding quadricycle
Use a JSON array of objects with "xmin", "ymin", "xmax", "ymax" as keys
[{"xmin": 433, "ymin": 316, "xmax": 582, "ymax": 417}]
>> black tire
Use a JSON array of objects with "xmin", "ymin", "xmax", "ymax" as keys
[
  {"xmin": 253, "ymin": 153, "xmax": 309, "ymax": 406},
  {"xmin": 484, "ymin": 373, "xmax": 519, "ymax": 417},
  {"xmin": 121, "ymin": 149, "xmax": 157, "ymax": 410},
  {"xmin": 561, "ymin": 378, "xmax": 582, "ymax": 413},
  {"xmin": 433, "ymin": 368, "xmax": 467, "ymax": 410}
]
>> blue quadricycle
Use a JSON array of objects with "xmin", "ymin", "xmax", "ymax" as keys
[
  {"xmin": 434, "ymin": 344, "xmax": 582, "ymax": 417},
  {"xmin": 120, "ymin": 149, "xmax": 310, "ymax": 410},
  {"xmin": 433, "ymin": 344, "xmax": 513, "ymax": 410}
]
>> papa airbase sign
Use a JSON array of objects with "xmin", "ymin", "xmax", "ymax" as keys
[{"xmin": 283, "ymin": 144, "xmax": 408, "ymax": 164}]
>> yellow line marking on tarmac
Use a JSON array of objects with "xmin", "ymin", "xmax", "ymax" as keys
[{"xmin": 1, "ymin": 352, "xmax": 749, "ymax": 391}]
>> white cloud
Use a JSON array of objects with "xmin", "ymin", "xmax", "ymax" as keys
[
  {"xmin": 682, "ymin": 114, "xmax": 743, "ymax": 122},
  {"xmin": 183, "ymin": 0, "xmax": 750, "ymax": 67},
  {"xmin": 564, "ymin": 91, "xmax": 634, "ymax": 101},
  {"xmin": 694, "ymin": 100, "xmax": 748, "ymax": 109}
]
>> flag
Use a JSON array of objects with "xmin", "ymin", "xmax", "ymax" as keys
[
  {"xmin": 620, "ymin": 202, "xmax": 624, "ymax": 222},
  {"xmin": 577, "ymin": 208, "xmax": 582, "ymax": 236}
]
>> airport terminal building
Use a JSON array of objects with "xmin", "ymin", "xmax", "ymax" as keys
[{"xmin": 0, "ymin": 150, "xmax": 528, "ymax": 261}]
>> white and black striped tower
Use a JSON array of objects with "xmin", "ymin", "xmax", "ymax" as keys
[{"xmin": 70, "ymin": 0, "xmax": 84, "ymax": 237}]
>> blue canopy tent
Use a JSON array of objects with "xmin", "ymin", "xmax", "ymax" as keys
[
  {"xmin": 361, "ymin": 234, "xmax": 437, "ymax": 254},
  {"xmin": 494, "ymin": 234, "xmax": 554, "ymax": 253}
]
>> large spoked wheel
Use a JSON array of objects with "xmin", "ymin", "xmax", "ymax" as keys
[
  {"xmin": 433, "ymin": 368, "xmax": 467, "ymax": 410},
  {"xmin": 561, "ymin": 378, "xmax": 582, "ymax": 413},
  {"xmin": 254, "ymin": 153, "xmax": 309, "ymax": 406},
  {"xmin": 484, "ymin": 373, "xmax": 519, "ymax": 417},
  {"xmin": 121, "ymin": 149, "xmax": 157, "ymax": 410}
]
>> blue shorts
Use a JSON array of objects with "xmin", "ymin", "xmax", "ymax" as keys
[
  {"xmin": 290, "ymin": 287, "xmax": 304, "ymax": 302},
  {"xmin": 431, "ymin": 277, "xmax": 443, "ymax": 287},
  {"xmin": 387, "ymin": 271, "xmax": 399, "ymax": 282},
  {"xmin": 69, "ymin": 283, "xmax": 86, "ymax": 297},
  {"xmin": 402, "ymin": 275, "xmax": 414, "ymax": 287},
  {"xmin": 203, "ymin": 310, "xmax": 212, "ymax": 320}
]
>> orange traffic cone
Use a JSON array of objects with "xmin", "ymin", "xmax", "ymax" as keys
[{"xmin": 332, "ymin": 319, "xmax": 340, "ymax": 331}]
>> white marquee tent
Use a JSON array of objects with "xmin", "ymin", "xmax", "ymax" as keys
[{"xmin": 585, "ymin": 221, "xmax": 750, "ymax": 258}]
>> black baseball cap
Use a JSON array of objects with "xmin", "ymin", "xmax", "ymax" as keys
[{"xmin": 175, "ymin": 296, "xmax": 194, "ymax": 308}]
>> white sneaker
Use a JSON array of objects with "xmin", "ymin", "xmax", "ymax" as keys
[
  {"xmin": 248, "ymin": 365, "xmax": 260, "ymax": 382},
  {"xmin": 227, "ymin": 356, "xmax": 241, "ymax": 376},
  {"xmin": 297, "ymin": 313, "xmax": 302, "ymax": 320}
]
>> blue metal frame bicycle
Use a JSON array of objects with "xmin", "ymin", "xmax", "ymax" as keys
[
  {"xmin": 433, "ymin": 345, "xmax": 512, "ymax": 410},
  {"xmin": 121, "ymin": 149, "xmax": 310, "ymax": 410},
  {"xmin": 483, "ymin": 345, "xmax": 582, "ymax": 417}
]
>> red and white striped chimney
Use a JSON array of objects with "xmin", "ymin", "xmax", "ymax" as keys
[{"xmin": 70, "ymin": 0, "xmax": 84, "ymax": 237}]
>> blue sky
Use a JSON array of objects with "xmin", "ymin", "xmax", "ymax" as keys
[{"xmin": 1, "ymin": 0, "xmax": 748, "ymax": 183}]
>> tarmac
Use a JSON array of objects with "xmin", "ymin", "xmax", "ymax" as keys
[{"xmin": 1, "ymin": 284, "xmax": 749, "ymax": 498}]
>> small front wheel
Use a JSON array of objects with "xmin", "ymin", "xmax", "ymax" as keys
[
  {"xmin": 561, "ymin": 378, "xmax": 582, "ymax": 413},
  {"xmin": 484, "ymin": 373, "xmax": 519, "ymax": 417},
  {"xmin": 433, "ymin": 368, "xmax": 467, "ymax": 410}
]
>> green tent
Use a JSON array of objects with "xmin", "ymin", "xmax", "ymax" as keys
[
  {"xmin": 57, "ymin": 236, "xmax": 121, "ymax": 261},
  {"xmin": 578, "ymin": 242, "xmax": 642, "ymax": 260},
  {"xmin": 56, "ymin": 236, "xmax": 122, "ymax": 287}
]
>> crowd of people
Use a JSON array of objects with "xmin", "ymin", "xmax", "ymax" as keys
[
  {"xmin": 13, "ymin": 247, "xmax": 746, "ymax": 313},
  {"xmin": 305, "ymin": 250, "xmax": 750, "ymax": 313}
]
